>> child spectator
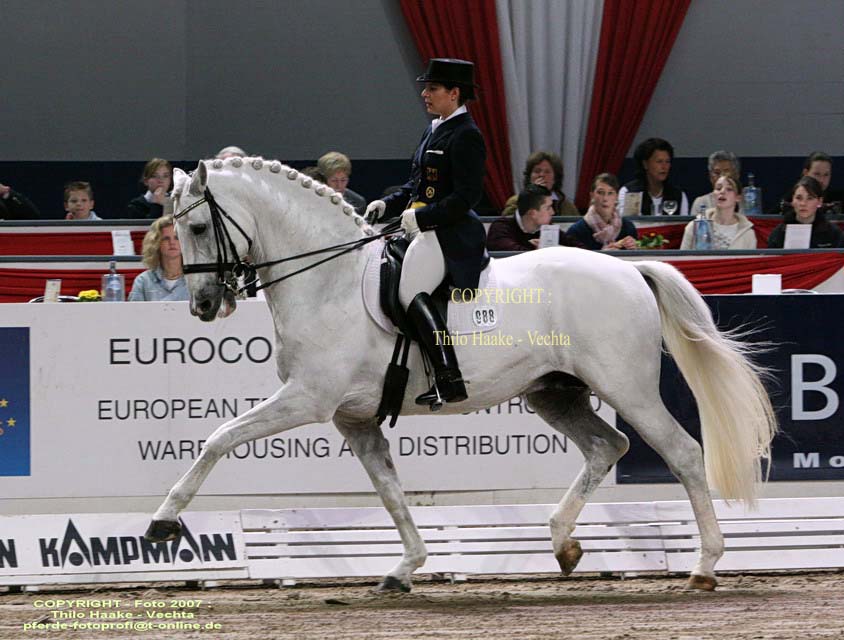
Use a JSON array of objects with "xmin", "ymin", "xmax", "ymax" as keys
[
  {"xmin": 63, "ymin": 181, "xmax": 101, "ymax": 220},
  {"xmin": 767, "ymin": 176, "xmax": 842, "ymax": 249},
  {"xmin": 127, "ymin": 158, "xmax": 173, "ymax": 219},
  {"xmin": 681, "ymin": 175, "xmax": 755, "ymax": 250}
]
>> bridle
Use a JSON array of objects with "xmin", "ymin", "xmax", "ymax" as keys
[{"xmin": 173, "ymin": 185, "xmax": 399, "ymax": 296}]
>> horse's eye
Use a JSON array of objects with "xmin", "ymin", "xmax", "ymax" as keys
[{"xmin": 190, "ymin": 223, "xmax": 207, "ymax": 235}]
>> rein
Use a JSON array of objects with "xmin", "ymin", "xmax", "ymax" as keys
[{"xmin": 174, "ymin": 186, "xmax": 400, "ymax": 295}]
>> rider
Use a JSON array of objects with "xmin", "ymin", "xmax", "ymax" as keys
[{"xmin": 366, "ymin": 58, "xmax": 487, "ymax": 408}]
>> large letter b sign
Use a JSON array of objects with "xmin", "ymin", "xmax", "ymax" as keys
[{"xmin": 791, "ymin": 354, "xmax": 838, "ymax": 420}]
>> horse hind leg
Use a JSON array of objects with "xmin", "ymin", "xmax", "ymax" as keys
[
  {"xmin": 526, "ymin": 383, "xmax": 629, "ymax": 576},
  {"xmin": 333, "ymin": 416, "xmax": 426, "ymax": 593},
  {"xmin": 619, "ymin": 401, "xmax": 723, "ymax": 591}
]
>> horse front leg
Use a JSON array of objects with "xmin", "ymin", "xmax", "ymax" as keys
[
  {"xmin": 145, "ymin": 383, "xmax": 330, "ymax": 541},
  {"xmin": 333, "ymin": 417, "xmax": 427, "ymax": 592}
]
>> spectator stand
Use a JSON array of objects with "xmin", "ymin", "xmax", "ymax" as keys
[{"xmin": 0, "ymin": 219, "xmax": 148, "ymax": 302}]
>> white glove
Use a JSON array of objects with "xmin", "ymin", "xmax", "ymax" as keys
[
  {"xmin": 364, "ymin": 199, "xmax": 386, "ymax": 224},
  {"xmin": 401, "ymin": 209, "xmax": 420, "ymax": 237}
]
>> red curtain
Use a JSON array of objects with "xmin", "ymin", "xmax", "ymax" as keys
[
  {"xmin": 0, "ymin": 231, "xmax": 146, "ymax": 256},
  {"xmin": 0, "ymin": 268, "xmax": 143, "ymax": 302},
  {"xmin": 575, "ymin": 0, "xmax": 692, "ymax": 208},
  {"xmin": 667, "ymin": 253, "xmax": 844, "ymax": 294},
  {"xmin": 399, "ymin": 0, "xmax": 512, "ymax": 209}
]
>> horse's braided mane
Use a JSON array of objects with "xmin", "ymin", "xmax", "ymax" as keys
[{"xmin": 206, "ymin": 156, "xmax": 375, "ymax": 235}]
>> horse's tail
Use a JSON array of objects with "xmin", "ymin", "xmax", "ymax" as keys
[{"xmin": 633, "ymin": 260, "xmax": 777, "ymax": 505}]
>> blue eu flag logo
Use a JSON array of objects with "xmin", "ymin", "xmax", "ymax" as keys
[{"xmin": 0, "ymin": 327, "xmax": 30, "ymax": 476}]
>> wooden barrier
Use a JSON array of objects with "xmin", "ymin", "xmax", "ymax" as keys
[{"xmin": 243, "ymin": 498, "xmax": 844, "ymax": 583}]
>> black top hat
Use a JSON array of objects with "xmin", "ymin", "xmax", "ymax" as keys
[{"xmin": 416, "ymin": 58, "xmax": 478, "ymax": 100}]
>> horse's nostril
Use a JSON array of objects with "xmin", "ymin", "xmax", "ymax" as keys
[{"xmin": 198, "ymin": 299, "xmax": 212, "ymax": 313}]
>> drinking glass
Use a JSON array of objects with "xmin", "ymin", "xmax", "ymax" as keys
[{"xmin": 662, "ymin": 200, "xmax": 678, "ymax": 216}]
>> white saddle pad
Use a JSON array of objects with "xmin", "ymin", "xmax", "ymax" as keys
[{"xmin": 361, "ymin": 239, "xmax": 502, "ymax": 335}]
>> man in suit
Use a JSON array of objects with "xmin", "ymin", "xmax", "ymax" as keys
[{"xmin": 366, "ymin": 58, "xmax": 487, "ymax": 408}]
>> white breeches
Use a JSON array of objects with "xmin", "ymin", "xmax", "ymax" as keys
[{"xmin": 398, "ymin": 231, "xmax": 446, "ymax": 309}]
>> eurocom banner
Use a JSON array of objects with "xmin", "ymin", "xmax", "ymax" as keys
[
  {"xmin": 0, "ymin": 301, "xmax": 610, "ymax": 501},
  {"xmin": 618, "ymin": 295, "xmax": 844, "ymax": 483}
]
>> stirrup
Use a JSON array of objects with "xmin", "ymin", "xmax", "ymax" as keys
[
  {"xmin": 415, "ymin": 383, "xmax": 445, "ymax": 411},
  {"xmin": 415, "ymin": 371, "xmax": 467, "ymax": 408}
]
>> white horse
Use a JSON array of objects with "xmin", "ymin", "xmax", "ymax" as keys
[{"xmin": 147, "ymin": 157, "xmax": 777, "ymax": 592}]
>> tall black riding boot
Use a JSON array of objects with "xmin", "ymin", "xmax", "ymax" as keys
[{"xmin": 406, "ymin": 292, "xmax": 468, "ymax": 407}]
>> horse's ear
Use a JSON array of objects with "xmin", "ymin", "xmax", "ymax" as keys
[
  {"xmin": 172, "ymin": 167, "xmax": 188, "ymax": 198},
  {"xmin": 189, "ymin": 161, "xmax": 208, "ymax": 196}
]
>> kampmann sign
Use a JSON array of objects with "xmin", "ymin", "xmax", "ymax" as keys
[
  {"xmin": 0, "ymin": 512, "xmax": 245, "ymax": 577},
  {"xmin": 618, "ymin": 295, "xmax": 844, "ymax": 483}
]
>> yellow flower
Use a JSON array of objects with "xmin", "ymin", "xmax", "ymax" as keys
[{"xmin": 78, "ymin": 289, "xmax": 101, "ymax": 301}]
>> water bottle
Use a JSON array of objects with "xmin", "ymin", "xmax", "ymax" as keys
[
  {"xmin": 743, "ymin": 173, "xmax": 762, "ymax": 216},
  {"xmin": 693, "ymin": 215, "xmax": 712, "ymax": 250},
  {"xmin": 101, "ymin": 260, "xmax": 125, "ymax": 302}
]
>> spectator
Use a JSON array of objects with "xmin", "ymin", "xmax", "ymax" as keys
[
  {"xmin": 619, "ymin": 137, "xmax": 689, "ymax": 216},
  {"xmin": 767, "ymin": 176, "xmax": 841, "ymax": 249},
  {"xmin": 317, "ymin": 151, "xmax": 367, "ymax": 215},
  {"xmin": 487, "ymin": 184, "xmax": 554, "ymax": 251},
  {"xmin": 128, "ymin": 215, "xmax": 189, "ymax": 301},
  {"xmin": 63, "ymin": 181, "xmax": 101, "ymax": 220},
  {"xmin": 0, "ymin": 183, "xmax": 40, "ymax": 220},
  {"xmin": 773, "ymin": 152, "xmax": 841, "ymax": 216},
  {"xmin": 690, "ymin": 151, "xmax": 743, "ymax": 216},
  {"xmin": 567, "ymin": 174, "xmax": 638, "ymax": 250},
  {"xmin": 681, "ymin": 175, "xmax": 756, "ymax": 250},
  {"xmin": 127, "ymin": 158, "xmax": 173, "ymax": 219},
  {"xmin": 501, "ymin": 151, "xmax": 579, "ymax": 217},
  {"xmin": 300, "ymin": 166, "xmax": 324, "ymax": 181},
  {"xmin": 215, "ymin": 145, "xmax": 246, "ymax": 160}
]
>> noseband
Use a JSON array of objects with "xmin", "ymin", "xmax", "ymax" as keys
[
  {"xmin": 173, "ymin": 185, "xmax": 400, "ymax": 296},
  {"xmin": 174, "ymin": 187, "xmax": 256, "ymax": 295}
]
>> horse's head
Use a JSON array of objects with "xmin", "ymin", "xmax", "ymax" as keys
[{"xmin": 172, "ymin": 161, "xmax": 251, "ymax": 322}]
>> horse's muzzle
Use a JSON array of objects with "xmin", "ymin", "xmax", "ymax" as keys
[{"xmin": 191, "ymin": 285, "xmax": 237, "ymax": 322}]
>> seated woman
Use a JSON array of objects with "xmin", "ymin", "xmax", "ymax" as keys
[
  {"xmin": 128, "ymin": 215, "xmax": 189, "ymax": 301},
  {"xmin": 767, "ymin": 176, "xmax": 842, "ymax": 249},
  {"xmin": 619, "ymin": 137, "xmax": 689, "ymax": 216},
  {"xmin": 126, "ymin": 158, "xmax": 173, "ymax": 219},
  {"xmin": 681, "ymin": 175, "xmax": 756, "ymax": 250},
  {"xmin": 501, "ymin": 151, "xmax": 579, "ymax": 217},
  {"xmin": 317, "ymin": 151, "xmax": 367, "ymax": 215},
  {"xmin": 487, "ymin": 184, "xmax": 555, "ymax": 251},
  {"xmin": 773, "ymin": 152, "xmax": 841, "ymax": 216},
  {"xmin": 690, "ymin": 150, "xmax": 743, "ymax": 216},
  {"xmin": 567, "ymin": 174, "xmax": 638, "ymax": 250}
]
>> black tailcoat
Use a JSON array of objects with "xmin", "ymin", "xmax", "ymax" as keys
[{"xmin": 383, "ymin": 112, "xmax": 487, "ymax": 291}]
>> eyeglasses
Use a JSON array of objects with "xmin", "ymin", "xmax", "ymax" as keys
[{"xmin": 151, "ymin": 173, "xmax": 171, "ymax": 180}]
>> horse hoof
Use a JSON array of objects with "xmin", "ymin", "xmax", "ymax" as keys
[
  {"xmin": 686, "ymin": 574, "xmax": 717, "ymax": 591},
  {"xmin": 145, "ymin": 520, "xmax": 182, "ymax": 542},
  {"xmin": 555, "ymin": 539, "xmax": 583, "ymax": 576},
  {"xmin": 376, "ymin": 575, "xmax": 411, "ymax": 593}
]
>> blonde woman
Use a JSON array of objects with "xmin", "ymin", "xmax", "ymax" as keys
[
  {"xmin": 128, "ymin": 215, "xmax": 188, "ymax": 301},
  {"xmin": 680, "ymin": 175, "xmax": 756, "ymax": 250}
]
